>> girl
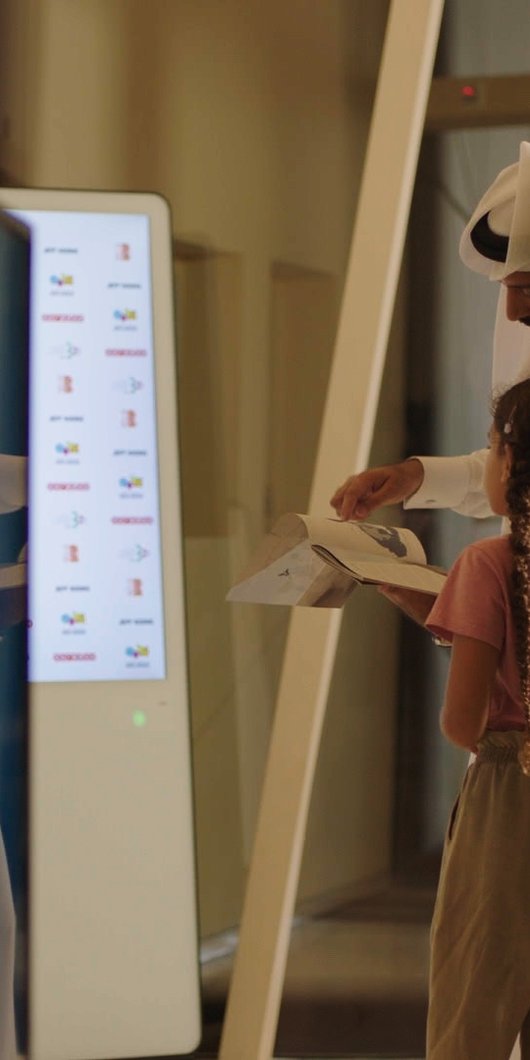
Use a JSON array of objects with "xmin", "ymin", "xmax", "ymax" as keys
[{"xmin": 425, "ymin": 377, "xmax": 530, "ymax": 1059}]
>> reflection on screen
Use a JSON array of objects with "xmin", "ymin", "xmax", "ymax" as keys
[
  {"xmin": 0, "ymin": 210, "xmax": 30, "ymax": 1056},
  {"xmin": 10, "ymin": 210, "xmax": 166, "ymax": 683}
]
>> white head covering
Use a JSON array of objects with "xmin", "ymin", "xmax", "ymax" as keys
[
  {"xmin": 459, "ymin": 141, "xmax": 530, "ymax": 393},
  {"xmin": 460, "ymin": 140, "xmax": 530, "ymax": 281}
]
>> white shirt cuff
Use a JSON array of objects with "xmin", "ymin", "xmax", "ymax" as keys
[{"xmin": 403, "ymin": 451, "xmax": 490, "ymax": 517}]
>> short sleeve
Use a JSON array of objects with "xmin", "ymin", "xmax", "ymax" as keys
[{"xmin": 426, "ymin": 543, "xmax": 506, "ymax": 650}]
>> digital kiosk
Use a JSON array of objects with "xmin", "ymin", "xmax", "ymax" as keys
[{"xmin": 0, "ymin": 189, "xmax": 201, "ymax": 1060}]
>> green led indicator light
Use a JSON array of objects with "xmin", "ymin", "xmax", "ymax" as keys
[{"xmin": 133, "ymin": 710, "xmax": 147, "ymax": 728}]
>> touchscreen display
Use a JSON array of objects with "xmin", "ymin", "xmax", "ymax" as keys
[{"xmin": 10, "ymin": 210, "xmax": 166, "ymax": 683}]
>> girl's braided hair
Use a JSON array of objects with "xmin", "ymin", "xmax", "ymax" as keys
[{"xmin": 492, "ymin": 379, "xmax": 530, "ymax": 727}]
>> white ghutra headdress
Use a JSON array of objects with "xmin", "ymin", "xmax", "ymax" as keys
[{"xmin": 460, "ymin": 141, "xmax": 530, "ymax": 392}]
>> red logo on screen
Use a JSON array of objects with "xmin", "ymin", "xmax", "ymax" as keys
[
  {"xmin": 111, "ymin": 516, "xmax": 153, "ymax": 525},
  {"xmin": 42, "ymin": 313, "xmax": 84, "ymax": 322},
  {"xmin": 53, "ymin": 652, "xmax": 96, "ymax": 662},
  {"xmin": 105, "ymin": 348, "xmax": 147, "ymax": 357}
]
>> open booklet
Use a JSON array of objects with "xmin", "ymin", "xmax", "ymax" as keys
[{"xmin": 226, "ymin": 513, "xmax": 446, "ymax": 608}]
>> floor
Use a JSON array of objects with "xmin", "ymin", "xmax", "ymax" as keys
[{"xmin": 191, "ymin": 878, "xmax": 436, "ymax": 1059}]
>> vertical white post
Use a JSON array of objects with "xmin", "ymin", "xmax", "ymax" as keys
[{"xmin": 219, "ymin": 2, "xmax": 445, "ymax": 1057}]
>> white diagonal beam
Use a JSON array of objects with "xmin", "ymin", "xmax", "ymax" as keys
[{"xmin": 219, "ymin": 2, "xmax": 445, "ymax": 1058}]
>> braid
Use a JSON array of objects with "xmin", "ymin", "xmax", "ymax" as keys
[
  {"xmin": 506, "ymin": 473, "xmax": 530, "ymax": 727},
  {"xmin": 493, "ymin": 380, "xmax": 530, "ymax": 769}
]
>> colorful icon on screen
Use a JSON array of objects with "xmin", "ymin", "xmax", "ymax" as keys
[
  {"xmin": 61, "ymin": 612, "xmax": 85, "ymax": 626},
  {"xmin": 125, "ymin": 645, "xmax": 149, "ymax": 659},
  {"xmin": 63, "ymin": 545, "xmax": 80, "ymax": 563},
  {"xmin": 58, "ymin": 375, "xmax": 74, "ymax": 393},
  {"xmin": 119, "ymin": 475, "xmax": 143, "ymax": 490},
  {"xmin": 127, "ymin": 578, "xmax": 143, "ymax": 596},
  {"xmin": 121, "ymin": 409, "xmax": 137, "ymax": 428},
  {"xmin": 131, "ymin": 544, "xmax": 149, "ymax": 562},
  {"xmin": 50, "ymin": 274, "xmax": 74, "ymax": 287},
  {"xmin": 123, "ymin": 377, "xmax": 143, "ymax": 394},
  {"xmin": 55, "ymin": 441, "xmax": 79, "ymax": 455},
  {"xmin": 49, "ymin": 340, "xmax": 80, "ymax": 360},
  {"xmin": 58, "ymin": 510, "xmax": 86, "ymax": 529},
  {"xmin": 116, "ymin": 243, "xmax": 131, "ymax": 261},
  {"xmin": 119, "ymin": 544, "xmax": 149, "ymax": 562},
  {"xmin": 114, "ymin": 308, "xmax": 137, "ymax": 321}
]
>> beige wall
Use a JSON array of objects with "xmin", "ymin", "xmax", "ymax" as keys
[{"xmin": 0, "ymin": 0, "xmax": 403, "ymax": 936}]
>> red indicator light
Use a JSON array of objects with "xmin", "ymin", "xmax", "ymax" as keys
[{"xmin": 461, "ymin": 84, "xmax": 477, "ymax": 99}]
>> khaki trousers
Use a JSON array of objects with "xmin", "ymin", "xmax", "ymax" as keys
[{"xmin": 428, "ymin": 731, "xmax": 530, "ymax": 1060}]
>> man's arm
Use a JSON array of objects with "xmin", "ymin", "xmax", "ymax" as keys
[
  {"xmin": 405, "ymin": 451, "xmax": 492, "ymax": 518},
  {"xmin": 330, "ymin": 450, "xmax": 492, "ymax": 521}
]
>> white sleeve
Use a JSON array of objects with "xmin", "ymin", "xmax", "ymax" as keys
[{"xmin": 403, "ymin": 450, "xmax": 493, "ymax": 518}]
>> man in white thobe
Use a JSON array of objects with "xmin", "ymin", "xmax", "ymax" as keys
[{"xmin": 331, "ymin": 140, "xmax": 530, "ymax": 523}]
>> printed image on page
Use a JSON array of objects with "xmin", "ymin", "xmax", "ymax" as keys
[
  {"xmin": 302, "ymin": 517, "xmax": 427, "ymax": 563},
  {"xmin": 305, "ymin": 518, "xmax": 445, "ymax": 594}
]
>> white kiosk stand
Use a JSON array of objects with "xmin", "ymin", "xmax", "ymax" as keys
[
  {"xmin": 219, "ymin": 2, "xmax": 445, "ymax": 1057},
  {"xmin": 0, "ymin": 189, "xmax": 201, "ymax": 1060}
]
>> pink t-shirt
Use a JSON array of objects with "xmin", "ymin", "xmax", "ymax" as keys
[{"xmin": 426, "ymin": 535, "xmax": 525, "ymax": 732}]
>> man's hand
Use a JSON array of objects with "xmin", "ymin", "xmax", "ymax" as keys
[{"xmin": 330, "ymin": 459, "xmax": 424, "ymax": 521}]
